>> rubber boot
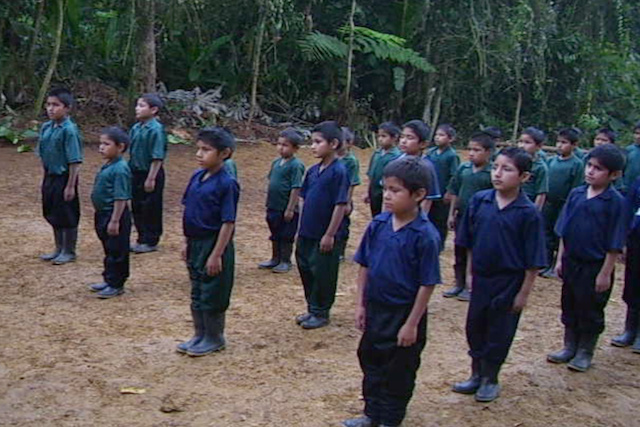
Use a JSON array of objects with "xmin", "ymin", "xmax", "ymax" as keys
[
  {"xmin": 452, "ymin": 358, "xmax": 481, "ymax": 394},
  {"xmin": 40, "ymin": 229, "xmax": 63, "ymax": 261},
  {"xmin": 272, "ymin": 241, "xmax": 292, "ymax": 273},
  {"xmin": 52, "ymin": 227, "xmax": 78, "ymax": 265},
  {"xmin": 187, "ymin": 311, "xmax": 226, "ymax": 356},
  {"xmin": 611, "ymin": 308, "xmax": 638, "ymax": 347},
  {"xmin": 444, "ymin": 268, "xmax": 465, "ymax": 298},
  {"xmin": 547, "ymin": 327, "xmax": 578, "ymax": 363},
  {"xmin": 631, "ymin": 321, "xmax": 640, "ymax": 354},
  {"xmin": 475, "ymin": 360, "xmax": 501, "ymax": 402},
  {"xmin": 258, "ymin": 241, "xmax": 280, "ymax": 269},
  {"xmin": 568, "ymin": 333, "xmax": 599, "ymax": 372},
  {"xmin": 456, "ymin": 287, "xmax": 471, "ymax": 302},
  {"xmin": 176, "ymin": 308, "xmax": 205, "ymax": 354}
]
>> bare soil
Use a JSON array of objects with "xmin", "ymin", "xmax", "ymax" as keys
[{"xmin": 0, "ymin": 142, "xmax": 638, "ymax": 427}]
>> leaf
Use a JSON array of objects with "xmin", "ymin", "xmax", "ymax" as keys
[
  {"xmin": 298, "ymin": 32, "xmax": 348, "ymax": 62},
  {"xmin": 20, "ymin": 129, "xmax": 39, "ymax": 140},
  {"xmin": 17, "ymin": 144, "xmax": 32, "ymax": 153}
]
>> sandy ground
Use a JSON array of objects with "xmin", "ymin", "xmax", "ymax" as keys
[{"xmin": 0, "ymin": 141, "xmax": 638, "ymax": 427}]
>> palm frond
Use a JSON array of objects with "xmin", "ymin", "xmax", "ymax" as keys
[{"xmin": 297, "ymin": 31, "xmax": 349, "ymax": 62}]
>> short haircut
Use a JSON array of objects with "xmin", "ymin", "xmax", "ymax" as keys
[
  {"xmin": 197, "ymin": 127, "xmax": 236, "ymax": 154},
  {"xmin": 522, "ymin": 126, "xmax": 546, "ymax": 145},
  {"xmin": 586, "ymin": 144, "xmax": 625, "ymax": 173},
  {"xmin": 378, "ymin": 121, "xmax": 401, "ymax": 137},
  {"xmin": 595, "ymin": 128, "xmax": 617, "ymax": 144},
  {"xmin": 469, "ymin": 131, "xmax": 495, "ymax": 151},
  {"xmin": 436, "ymin": 123, "xmax": 456, "ymax": 139},
  {"xmin": 101, "ymin": 126, "xmax": 130, "ymax": 152},
  {"xmin": 139, "ymin": 93, "xmax": 164, "ymax": 110},
  {"xmin": 557, "ymin": 127, "xmax": 582, "ymax": 144},
  {"xmin": 312, "ymin": 121, "xmax": 343, "ymax": 149},
  {"xmin": 402, "ymin": 119, "xmax": 431, "ymax": 142},
  {"xmin": 482, "ymin": 126, "xmax": 503, "ymax": 141},
  {"xmin": 383, "ymin": 156, "xmax": 431, "ymax": 194},
  {"xmin": 47, "ymin": 87, "xmax": 74, "ymax": 108},
  {"xmin": 341, "ymin": 126, "xmax": 355, "ymax": 144},
  {"xmin": 634, "ymin": 121, "xmax": 640, "ymax": 132},
  {"xmin": 279, "ymin": 128, "xmax": 303, "ymax": 147},
  {"xmin": 497, "ymin": 146, "xmax": 532, "ymax": 174}
]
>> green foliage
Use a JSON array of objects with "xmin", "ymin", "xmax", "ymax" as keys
[
  {"xmin": 0, "ymin": 117, "xmax": 38, "ymax": 152},
  {"xmin": 298, "ymin": 32, "xmax": 348, "ymax": 62}
]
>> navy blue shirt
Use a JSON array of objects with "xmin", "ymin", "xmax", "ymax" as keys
[
  {"xmin": 354, "ymin": 212, "xmax": 441, "ymax": 305},
  {"xmin": 456, "ymin": 189, "xmax": 547, "ymax": 276},
  {"xmin": 299, "ymin": 159, "xmax": 350, "ymax": 240},
  {"xmin": 395, "ymin": 154, "xmax": 441, "ymax": 199},
  {"xmin": 182, "ymin": 168, "xmax": 240, "ymax": 238},
  {"xmin": 555, "ymin": 185, "xmax": 628, "ymax": 261},
  {"xmin": 627, "ymin": 177, "xmax": 640, "ymax": 234}
]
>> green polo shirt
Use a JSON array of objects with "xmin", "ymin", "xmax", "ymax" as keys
[
  {"xmin": 266, "ymin": 156, "xmax": 305, "ymax": 211},
  {"xmin": 447, "ymin": 161, "xmax": 492, "ymax": 214},
  {"xmin": 547, "ymin": 154, "xmax": 584, "ymax": 203},
  {"xmin": 37, "ymin": 117, "xmax": 83, "ymax": 175},
  {"xmin": 225, "ymin": 158, "xmax": 238, "ymax": 179},
  {"xmin": 537, "ymin": 149, "xmax": 549, "ymax": 163},
  {"xmin": 91, "ymin": 157, "xmax": 132, "ymax": 212},
  {"xmin": 522, "ymin": 156, "xmax": 549, "ymax": 201},
  {"xmin": 625, "ymin": 144, "xmax": 640, "ymax": 191},
  {"xmin": 574, "ymin": 147, "xmax": 587, "ymax": 160},
  {"xmin": 426, "ymin": 145, "xmax": 460, "ymax": 192},
  {"xmin": 129, "ymin": 117, "xmax": 167, "ymax": 172},
  {"xmin": 367, "ymin": 146, "xmax": 401, "ymax": 195},
  {"xmin": 340, "ymin": 151, "xmax": 362, "ymax": 186}
]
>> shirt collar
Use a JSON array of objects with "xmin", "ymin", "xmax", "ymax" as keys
[
  {"xmin": 375, "ymin": 210, "xmax": 429, "ymax": 231},
  {"xmin": 481, "ymin": 189, "xmax": 531, "ymax": 209}
]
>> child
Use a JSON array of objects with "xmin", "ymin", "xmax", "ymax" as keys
[
  {"xmin": 338, "ymin": 127, "xmax": 362, "ymax": 261},
  {"xmin": 177, "ymin": 127, "xmax": 239, "ymax": 357},
  {"xmin": 88, "ymin": 127, "xmax": 132, "ymax": 299},
  {"xmin": 426, "ymin": 123, "xmax": 460, "ymax": 248},
  {"xmin": 482, "ymin": 126, "xmax": 503, "ymax": 161},
  {"xmin": 623, "ymin": 121, "xmax": 640, "ymax": 191},
  {"xmin": 517, "ymin": 127, "xmax": 549, "ymax": 209},
  {"xmin": 343, "ymin": 156, "xmax": 440, "ymax": 427},
  {"xmin": 452, "ymin": 147, "xmax": 546, "ymax": 402},
  {"xmin": 37, "ymin": 87, "xmax": 83, "ymax": 265},
  {"xmin": 258, "ymin": 129, "xmax": 305, "ymax": 273},
  {"xmin": 548, "ymin": 144, "xmax": 628, "ymax": 372},
  {"xmin": 129, "ymin": 93, "xmax": 167, "ymax": 254},
  {"xmin": 591, "ymin": 128, "xmax": 624, "ymax": 192},
  {"xmin": 365, "ymin": 122, "xmax": 401, "ymax": 217},
  {"xmin": 445, "ymin": 132, "xmax": 494, "ymax": 301},
  {"xmin": 295, "ymin": 121, "xmax": 350, "ymax": 329},
  {"xmin": 540, "ymin": 128, "xmax": 584, "ymax": 278}
]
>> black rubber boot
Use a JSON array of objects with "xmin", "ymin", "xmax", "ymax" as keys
[
  {"xmin": 40, "ymin": 229, "xmax": 63, "ymax": 261},
  {"xmin": 547, "ymin": 327, "xmax": 578, "ymax": 363},
  {"xmin": 258, "ymin": 241, "xmax": 280, "ymax": 269},
  {"xmin": 631, "ymin": 322, "xmax": 640, "ymax": 353},
  {"xmin": 272, "ymin": 241, "xmax": 292, "ymax": 273},
  {"xmin": 176, "ymin": 308, "xmax": 205, "ymax": 354},
  {"xmin": 475, "ymin": 360, "xmax": 501, "ymax": 402},
  {"xmin": 187, "ymin": 311, "xmax": 226, "ymax": 356},
  {"xmin": 52, "ymin": 228, "xmax": 78, "ymax": 265},
  {"xmin": 452, "ymin": 358, "xmax": 481, "ymax": 394},
  {"xmin": 568, "ymin": 333, "xmax": 599, "ymax": 372},
  {"xmin": 611, "ymin": 309, "xmax": 638, "ymax": 347},
  {"xmin": 301, "ymin": 313, "xmax": 330, "ymax": 329}
]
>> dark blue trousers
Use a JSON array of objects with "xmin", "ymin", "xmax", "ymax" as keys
[
  {"xmin": 624, "ymin": 231, "xmax": 640, "ymax": 311},
  {"xmin": 95, "ymin": 208, "xmax": 131, "ymax": 289},
  {"xmin": 132, "ymin": 167, "xmax": 164, "ymax": 246},
  {"xmin": 42, "ymin": 173, "xmax": 80, "ymax": 229},
  {"xmin": 266, "ymin": 209, "xmax": 299, "ymax": 242}
]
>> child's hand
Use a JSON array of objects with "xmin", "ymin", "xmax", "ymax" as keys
[
  {"xmin": 512, "ymin": 291, "xmax": 529, "ymax": 313},
  {"xmin": 355, "ymin": 305, "xmax": 366, "ymax": 331},
  {"xmin": 206, "ymin": 255, "xmax": 223, "ymax": 276},
  {"xmin": 284, "ymin": 209, "xmax": 294, "ymax": 222},
  {"xmin": 144, "ymin": 177, "xmax": 156, "ymax": 193},
  {"xmin": 363, "ymin": 195, "xmax": 370, "ymax": 204},
  {"xmin": 320, "ymin": 235, "xmax": 335, "ymax": 253},
  {"xmin": 595, "ymin": 272, "xmax": 612, "ymax": 293},
  {"xmin": 107, "ymin": 220, "xmax": 120, "ymax": 236},
  {"xmin": 63, "ymin": 186, "xmax": 76, "ymax": 202},
  {"xmin": 397, "ymin": 323, "xmax": 417, "ymax": 347},
  {"xmin": 345, "ymin": 203, "xmax": 353, "ymax": 216},
  {"xmin": 554, "ymin": 261, "xmax": 563, "ymax": 279},
  {"xmin": 447, "ymin": 215, "xmax": 456, "ymax": 231},
  {"xmin": 181, "ymin": 243, "xmax": 188, "ymax": 262}
]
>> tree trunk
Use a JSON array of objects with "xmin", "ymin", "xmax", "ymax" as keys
[
  {"xmin": 27, "ymin": 0, "xmax": 46, "ymax": 69},
  {"xmin": 342, "ymin": 0, "xmax": 357, "ymax": 113},
  {"xmin": 511, "ymin": 90, "xmax": 523, "ymax": 143},
  {"xmin": 133, "ymin": 0, "xmax": 157, "ymax": 94},
  {"xmin": 248, "ymin": 5, "xmax": 267, "ymax": 124},
  {"xmin": 33, "ymin": 0, "xmax": 64, "ymax": 116}
]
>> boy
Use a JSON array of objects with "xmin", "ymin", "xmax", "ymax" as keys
[
  {"xmin": 129, "ymin": 93, "xmax": 167, "ymax": 254},
  {"xmin": 517, "ymin": 127, "xmax": 549, "ymax": 209},
  {"xmin": 177, "ymin": 127, "xmax": 239, "ymax": 357},
  {"xmin": 623, "ymin": 121, "xmax": 640, "ymax": 191},
  {"xmin": 366, "ymin": 122, "xmax": 401, "ymax": 217},
  {"xmin": 343, "ymin": 156, "xmax": 440, "ymax": 427},
  {"xmin": 445, "ymin": 132, "xmax": 494, "ymax": 301},
  {"xmin": 258, "ymin": 129, "xmax": 305, "ymax": 273},
  {"xmin": 339, "ymin": 127, "xmax": 362, "ymax": 261},
  {"xmin": 452, "ymin": 147, "xmax": 546, "ymax": 402},
  {"xmin": 591, "ymin": 128, "xmax": 624, "ymax": 192},
  {"xmin": 540, "ymin": 128, "xmax": 584, "ymax": 278},
  {"xmin": 88, "ymin": 127, "xmax": 132, "ymax": 299},
  {"xmin": 295, "ymin": 121, "xmax": 350, "ymax": 330},
  {"xmin": 37, "ymin": 87, "xmax": 83, "ymax": 265},
  {"xmin": 548, "ymin": 144, "xmax": 628, "ymax": 371}
]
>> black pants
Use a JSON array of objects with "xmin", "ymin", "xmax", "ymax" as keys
[
  {"xmin": 453, "ymin": 213, "xmax": 467, "ymax": 287},
  {"xmin": 561, "ymin": 256, "xmax": 612, "ymax": 335},
  {"xmin": 542, "ymin": 200, "xmax": 563, "ymax": 267},
  {"xmin": 132, "ymin": 168, "xmax": 164, "ymax": 246},
  {"xmin": 466, "ymin": 272, "xmax": 523, "ymax": 365},
  {"xmin": 42, "ymin": 173, "xmax": 80, "ymax": 229},
  {"xmin": 266, "ymin": 209, "xmax": 299, "ymax": 243},
  {"xmin": 428, "ymin": 199, "xmax": 449, "ymax": 251},
  {"xmin": 624, "ymin": 232, "xmax": 640, "ymax": 311},
  {"xmin": 358, "ymin": 300, "xmax": 427, "ymax": 427},
  {"xmin": 369, "ymin": 188, "xmax": 383, "ymax": 218},
  {"xmin": 95, "ymin": 208, "xmax": 131, "ymax": 289}
]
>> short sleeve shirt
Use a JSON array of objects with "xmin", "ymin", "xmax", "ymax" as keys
[
  {"xmin": 266, "ymin": 156, "xmax": 305, "ymax": 211},
  {"xmin": 340, "ymin": 152, "xmax": 362, "ymax": 186},
  {"xmin": 367, "ymin": 147, "xmax": 401, "ymax": 194},
  {"xmin": 129, "ymin": 118, "xmax": 167, "ymax": 172},
  {"xmin": 37, "ymin": 118, "xmax": 83, "ymax": 174},
  {"xmin": 447, "ymin": 161, "xmax": 493, "ymax": 215},
  {"xmin": 426, "ymin": 146, "xmax": 460, "ymax": 192},
  {"xmin": 522, "ymin": 156, "xmax": 549, "ymax": 201},
  {"xmin": 624, "ymin": 144, "xmax": 640, "ymax": 191},
  {"xmin": 547, "ymin": 155, "xmax": 584, "ymax": 203},
  {"xmin": 91, "ymin": 157, "xmax": 132, "ymax": 211},
  {"xmin": 224, "ymin": 158, "xmax": 238, "ymax": 179}
]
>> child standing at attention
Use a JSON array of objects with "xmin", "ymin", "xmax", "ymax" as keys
[
  {"xmin": 37, "ymin": 87, "xmax": 83, "ymax": 265},
  {"xmin": 295, "ymin": 121, "xmax": 350, "ymax": 330},
  {"xmin": 343, "ymin": 157, "xmax": 441, "ymax": 427},
  {"xmin": 177, "ymin": 127, "xmax": 239, "ymax": 357},
  {"xmin": 444, "ymin": 132, "xmax": 494, "ymax": 301},
  {"xmin": 258, "ymin": 129, "xmax": 305, "ymax": 273},
  {"xmin": 548, "ymin": 144, "xmax": 628, "ymax": 372},
  {"xmin": 88, "ymin": 127, "xmax": 132, "ymax": 299},
  {"xmin": 623, "ymin": 121, "xmax": 640, "ymax": 191},
  {"xmin": 129, "ymin": 93, "xmax": 167, "ymax": 254},
  {"xmin": 452, "ymin": 147, "xmax": 546, "ymax": 402},
  {"xmin": 517, "ymin": 127, "xmax": 549, "ymax": 209},
  {"xmin": 365, "ymin": 122, "xmax": 401, "ymax": 217},
  {"xmin": 426, "ymin": 124, "xmax": 460, "ymax": 248},
  {"xmin": 591, "ymin": 128, "xmax": 624, "ymax": 192},
  {"xmin": 338, "ymin": 127, "xmax": 362, "ymax": 261}
]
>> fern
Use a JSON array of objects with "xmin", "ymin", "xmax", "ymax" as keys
[{"xmin": 298, "ymin": 32, "xmax": 349, "ymax": 62}]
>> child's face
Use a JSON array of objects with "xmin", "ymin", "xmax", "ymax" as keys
[
  {"xmin": 277, "ymin": 137, "xmax": 297, "ymax": 158},
  {"xmin": 45, "ymin": 96, "xmax": 69, "ymax": 121},
  {"xmin": 434, "ymin": 129, "xmax": 452, "ymax": 148},
  {"xmin": 135, "ymin": 98, "xmax": 157, "ymax": 121},
  {"xmin": 593, "ymin": 133, "xmax": 612, "ymax": 147},
  {"xmin": 196, "ymin": 140, "xmax": 227, "ymax": 170},
  {"xmin": 377, "ymin": 130, "xmax": 395, "ymax": 149},
  {"xmin": 399, "ymin": 127, "xmax": 426, "ymax": 156},
  {"xmin": 634, "ymin": 129, "xmax": 640, "ymax": 145},
  {"xmin": 310, "ymin": 132, "xmax": 336, "ymax": 159},
  {"xmin": 517, "ymin": 133, "xmax": 539, "ymax": 155},
  {"xmin": 556, "ymin": 136, "xmax": 575, "ymax": 157},
  {"xmin": 585, "ymin": 157, "xmax": 619, "ymax": 188},
  {"xmin": 468, "ymin": 141, "xmax": 491, "ymax": 166},
  {"xmin": 491, "ymin": 154, "xmax": 529, "ymax": 192},
  {"xmin": 98, "ymin": 134, "xmax": 124, "ymax": 160},
  {"xmin": 382, "ymin": 176, "xmax": 425, "ymax": 215}
]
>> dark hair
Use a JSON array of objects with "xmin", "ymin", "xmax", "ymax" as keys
[
  {"xmin": 378, "ymin": 121, "xmax": 401, "ymax": 138},
  {"xmin": 522, "ymin": 126, "xmax": 546, "ymax": 145},
  {"xmin": 496, "ymin": 147, "xmax": 532, "ymax": 174},
  {"xmin": 383, "ymin": 156, "xmax": 431, "ymax": 194},
  {"xmin": 197, "ymin": 127, "xmax": 236, "ymax": 155},
  {"xmin": 139, "ymin": 93, "xmax": 164, "ymax": 110},
  {"xmin": 311, "ymin": 121, "xmax": 343, "ymax": 149},
  {"xmin": 436, "ymin": 123, "xmax": 456, "ymax": 139},
  {"xmin": 101, "ymin": 126, "xmax": 130, "ymax": 152},
  {"xmin": 469, "ymin": 132, "xmax": 495, "ymax": 151},
  {"xmin": 557, "ymin": 127, "xmax": 582, "ymax": 144},
  {"xmin": 586, "ymin": 144, "xmax": 625, "ymax": 173},
  {"xmin": 341, "ymin": 126, "xmax": 355, "ymax": 144},
  {"xmin": 482, "ymin": 126, "xmax": 503, "ymax": 141},
  {"xmin": 402, "ymin": 119, "xmax": 431, "ymax": 142},
  {"xmin": 279, "ymin": 128, "xmax": 303, "ymax": 147},
  {"xmin": 47, "ymin": 87, "xmax": 74, "ymax": 108},
  {"xmin": 634, "ymin": 121, "xmax": 640, "ymax": 132},
  {"xmin": 595, "ymin": 128, "xmax": 617, "ymax": 144}
]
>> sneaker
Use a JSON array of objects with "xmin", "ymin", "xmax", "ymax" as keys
[
  {"xmin": 88, "ymin": 282, "xmax": 109, "ymax": 292},
  {"xmin": 132, "ymin": 243, "xmax": 158, "ymax": 254},
  {"xmin": 342, "ymin": 415, "xmax": 376, "ymax": 427},
  {"xmin": 97, "ymin": 286, "xmax": 124, "ymax": 299},
  {"xmin": 456, "ymin": 289, "xmax": 471, "ymax": 301},
  {"xmin": 272, "ymin": 262, "xmax": 291, "ymax": 274},
  {"xmin": 295, "ymin": 312, "xmax": 312, "ymax": 325},
  {"xmin": 443, "ymin": 286, "xmax": 464, "ymax": 298},
  {"xmin": 301, "ymin": 315, "xmax": 330, "ymax": 330}
]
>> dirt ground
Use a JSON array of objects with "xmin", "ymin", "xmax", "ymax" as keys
[{"xmin": 0, "ymin": 141, "xmax": 638, "ymax": 427}]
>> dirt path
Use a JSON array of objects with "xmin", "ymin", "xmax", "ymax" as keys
[{"xmin": 0, "ymin": 142, "xmax": 638, "ymax": 426}]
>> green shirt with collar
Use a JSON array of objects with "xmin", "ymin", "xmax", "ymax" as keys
[
  {"xmin": 426, "ymin": 145, "xmax": 460, "ymax": 193},
  {"xmin": 547, "ymin": 154, "xmax": 584, "ymax": 203},
  {"xmin": 129, "ymin": 117, "xmax": 167, "ymax": 172},
  {"xmin": 340, "ymin": 151, "xmax": 362, "ymax": 186},
  {"xmin": 225, "ymin": 158, "xmax": 238, "ymax": 179},
  {"xmin": 266, "ymin": 156, "xmax": 305, "ymax": 211},
  {"xmin": 624, "ymin": 143, "xmax": 640, "ymax": 191},
  {"xmin": 447, "ymin": 161, "xmax": 492, "ymax": 215},
  {"xmin": 37, "ymin": 117, "xmax": 83, "ymax": 174},
  {"xmin": 91, "ymin": 157, "xmax": 132, "ymax": 212},
  {"xmin": 522, "ymin": 156, "xmax": 549, "ymax": 201},
  {"xmin": 367, "ymin": 146, "xmax": 401, "ymax": 196}
]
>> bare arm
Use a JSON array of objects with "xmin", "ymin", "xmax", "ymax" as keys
[
  {"xmin": 595, "ymin": 251, "xmax": 618, "ymax": 293},
  {"xmin": 145, "ymin": 159, "xmax": 163, "ymax": 192},
  {"xmin": 355, "ymin": 266, "xmax": 368, "ymax": 331},
  {"xmin": 107, "ymin": 200, "xmax": 127, "ymax": 236},
  {"xmin": 63, "ymin": 163, "xmax": 81, "ymax": 201},
  {"xmin": 421, "ymin": 198, "xmax": 433, "ymax": 215},
  {"xmin": 534, "ymin": 193, "xmax": 547, "ymax": 210},
  {"xmin": 512, "ymin": 269, "xmax": 538, "ymax": 312},
  {"xmin": 555, "ymin": 240, "xmax": 564, "ymax": 277},
  {"xmin": 447, "ymin": 195, "xmax": 458, "ymax": 230},
  {"xmin": 206, "ymin": 222, "xmax": 235, "ymax": 276},
  {"xmin": 397, "ymin": 286, "xmax": 435, "ymax": 347},
  {"xmin": 320, "ymin": 204, "xmax": 347, "ymax": 253},
  {"xmin": 284, "ymin": 188, "xmax": 301, "ymax": 222}
]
